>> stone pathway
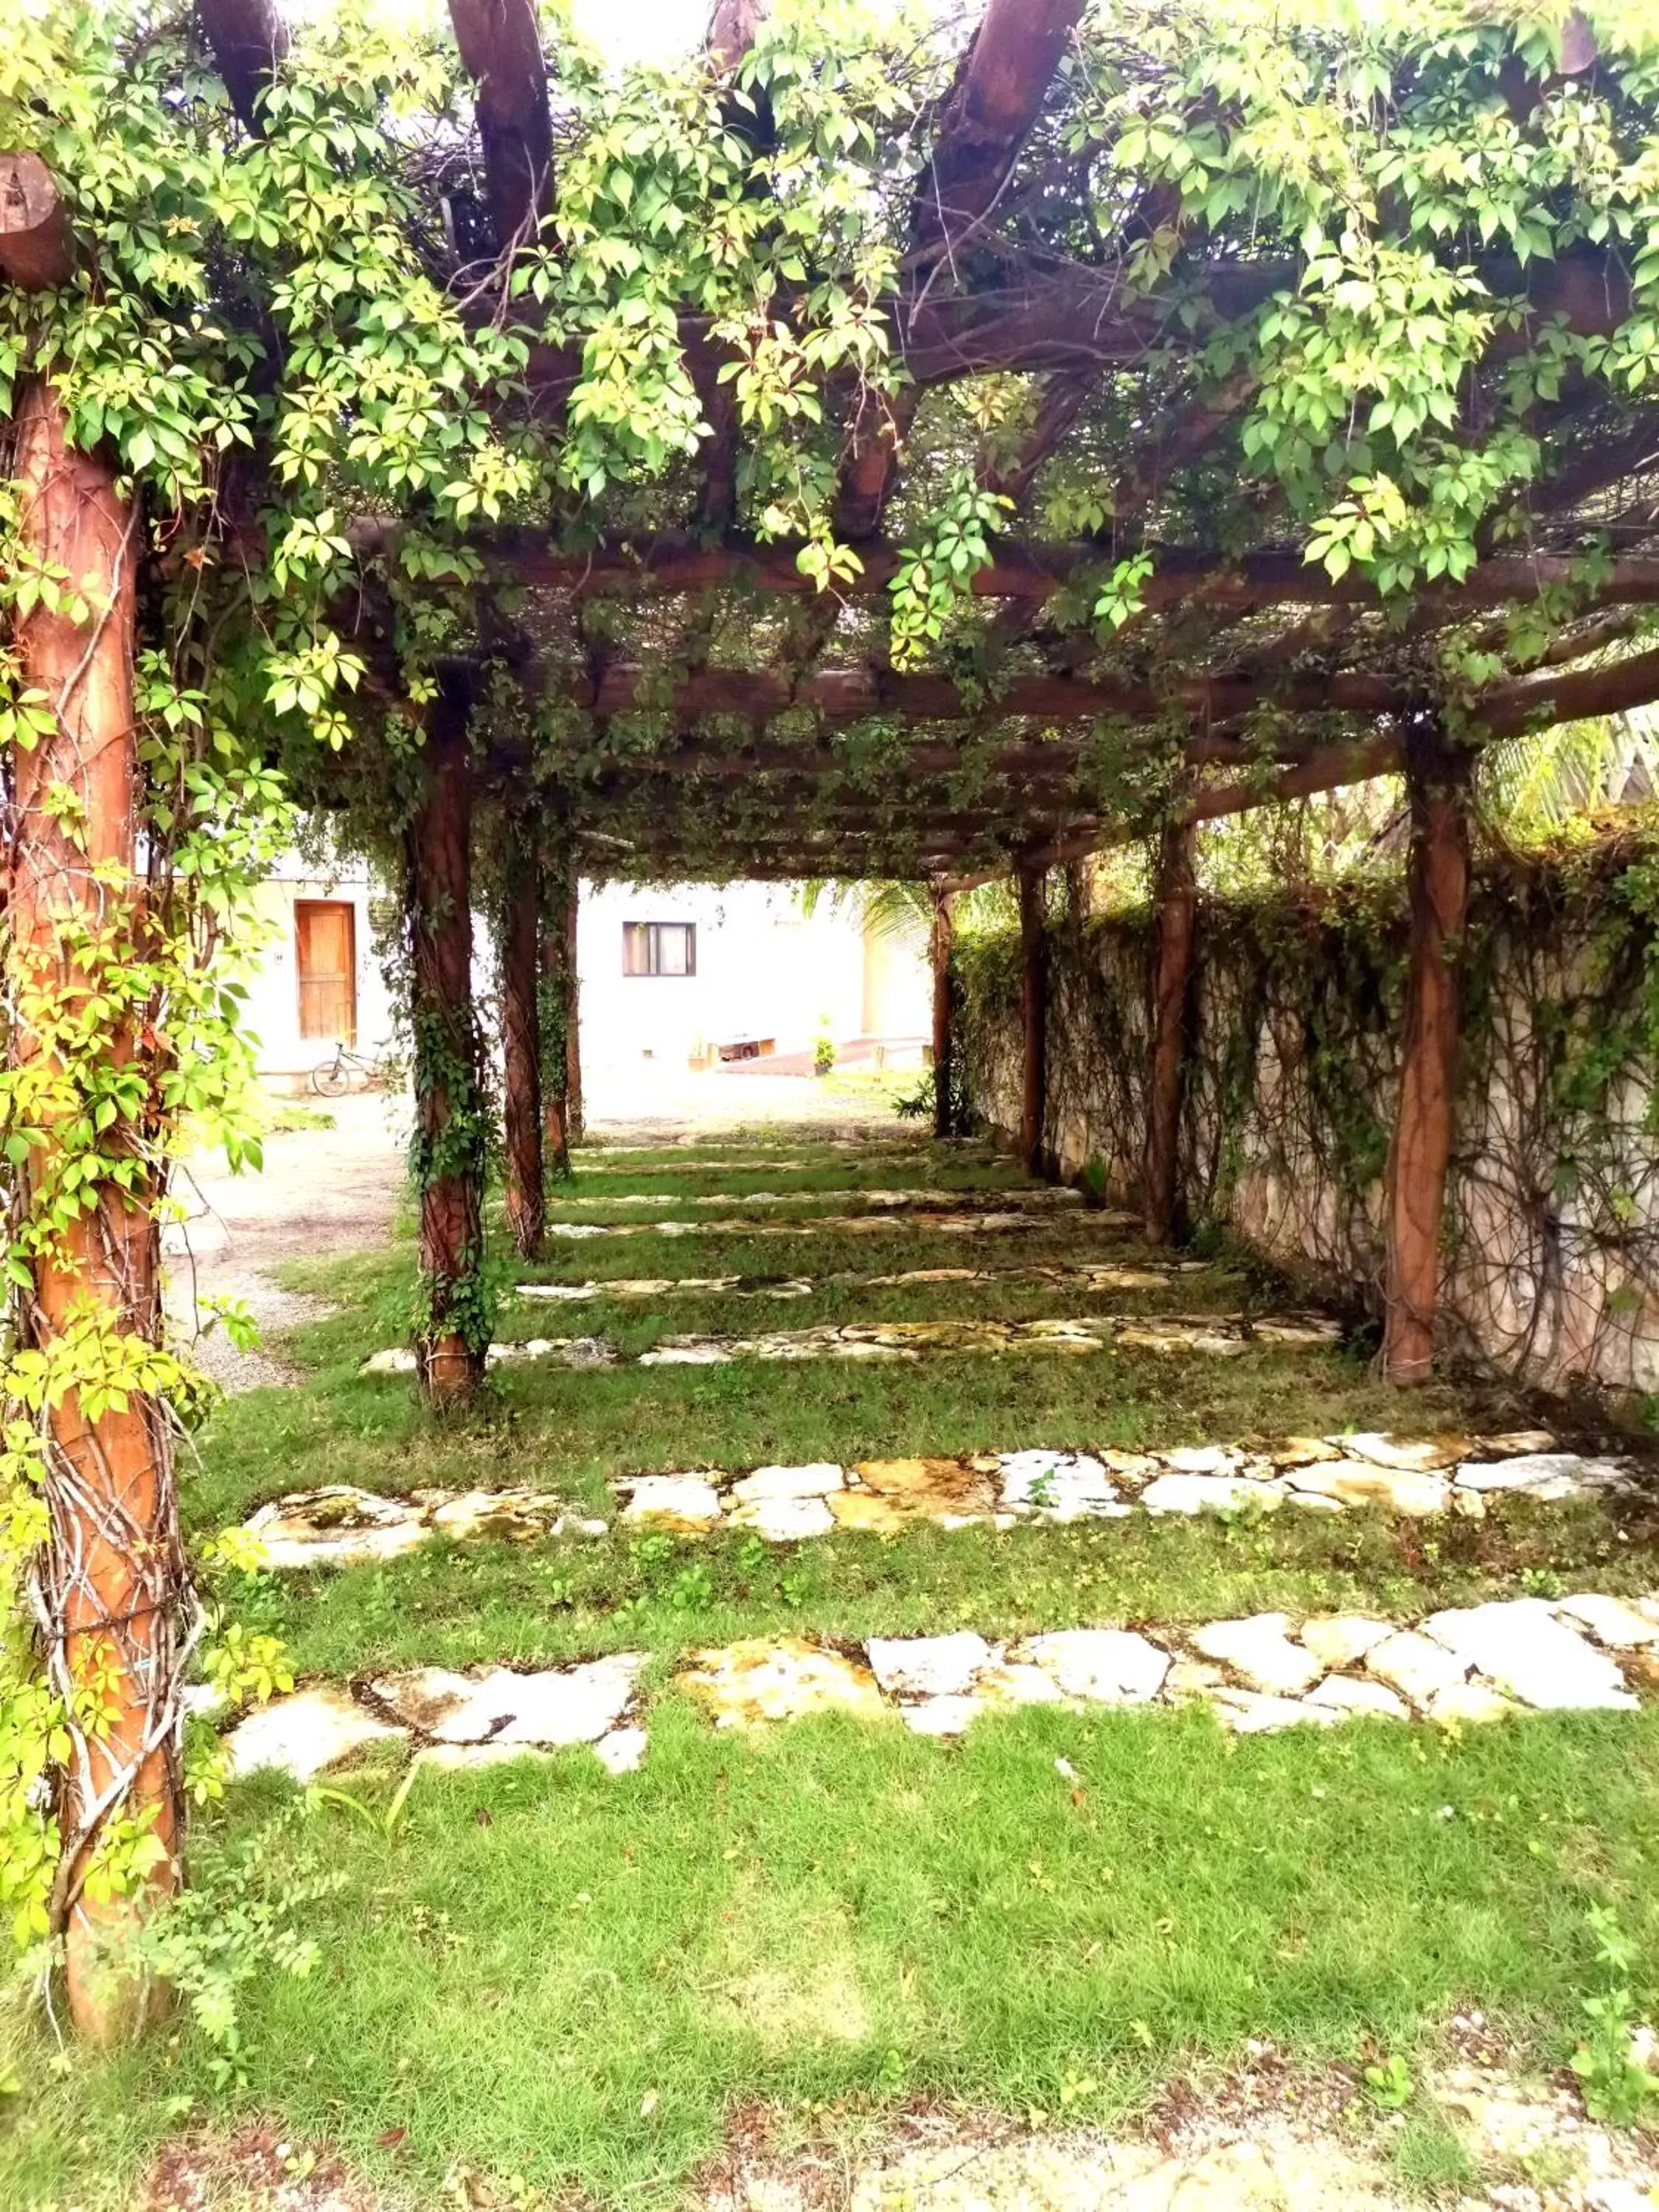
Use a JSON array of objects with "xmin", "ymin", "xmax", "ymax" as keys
[
  {"xmin": 549, "ymin": 1185, "xmax": 1081, "ymax": 1212},
  {"xmin": 240, "ymin": 1433, "xmax": 1632, "ymax": 1567},
  {"xmin": 542, "ymin": 1206, "xmax": 1138, "ymax": 1241},
  {"xmin": 700, "ymin": 2069, "xmax": 1659, "ymax": 2212},
  {"xmin": 513, "ymin": 1257, "xmax": 1226, "ymax": 1304},
  {"xmin": 220, "ymin": 1587, "xmax": 1658, "ymax": 1783},
  {"xmin": 571, "ymin": 1148, "xmax": 1002, "ymax": 1176},
  {"xmin": 357, "ymin": 1309, "xmax": 1343, "ymax": 1377}
]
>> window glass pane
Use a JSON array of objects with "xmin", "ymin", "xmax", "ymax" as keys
[
  {"xmin": 657, "ymin": 924, "xmax": 690, "ymax": 975},
  {"xmin": 623, "ymin": 922, "xmax": 650, "ymax": 975}
]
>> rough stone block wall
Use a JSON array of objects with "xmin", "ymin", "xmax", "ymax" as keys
[{"xmin": 955, "ymin": 842, "xmax": 1659, "ymax": 1397}]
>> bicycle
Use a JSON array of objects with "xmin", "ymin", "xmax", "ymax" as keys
[{"xmin": 310, "ymin": 1041, "xmax": 394, "ymax": 1097}]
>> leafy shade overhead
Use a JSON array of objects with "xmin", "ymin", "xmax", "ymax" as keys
[{"xmin": 3, "ymin": 0, "xmax": 1659, "ymax": 897}]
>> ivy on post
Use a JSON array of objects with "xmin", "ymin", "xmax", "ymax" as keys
[
  {"xmin": 498, "ymin": 823, "xmax": 543, "ymax": 1259},
  {"xmin": 929, "ymin": 883, "xmax": 956, "ymax": 1139},
  {"xmin": 1382, "ymin": 709, "xmax": 1473, "ymax": 1386},
  {"xmin": 404, "ymin": 688, "xmax": 490, "ymax": 1402},
  {"xmin": 1142, "ymin": 814, "xmax": 1198, "ymax": 1245},
  {"xmin": 7, "ymin": 372, "xmax": 185, "ymax": 2040},
  {"xmin": 1018, "ymin": 864, "xmax": 1049, "ymax": 1178},
  {"xmin": 538, "ymin": 857, "xmax": 574, "ymax": 1175}
]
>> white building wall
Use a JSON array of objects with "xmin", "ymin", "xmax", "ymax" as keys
[
  {"xmin": 242, "ymin": 855, "xmax": 398, "ymax": 1089},
  {"xmin": 240, "ymin": 866, "xmax": 929, "ymax": 1093},
  {"xmin": 577, "ymin": 881, "xmax": 876, "ymax": 1071}
]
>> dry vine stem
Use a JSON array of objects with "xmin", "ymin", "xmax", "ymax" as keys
[{"xmin": 10, "ymin": 380, "xmax": 186, "ymax": 2040}]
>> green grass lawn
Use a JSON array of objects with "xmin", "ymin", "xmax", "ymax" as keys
[
  {"xmin": 11, "ymin": 1705, "xmax": 1659, "ymax": 2208},
  {"xmin": 7, "ymin": 1130, "xmax": 1659, "ymax": 2211}
]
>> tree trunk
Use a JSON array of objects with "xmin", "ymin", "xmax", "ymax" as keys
[
  {"xmin": 499, "ymin": 844, "xmax": 543, "ymax": 1259},
  {"xmin": 1382, "ymin": 712, "xmax": 1472, "ymax": 1385},
  {"xmin": 404, "ymin": 700, "xmax": 487, "ymax": 1402},
  {"xmin": 563, "ymin": 883, "xmax": 584, "ymax": 1146},
  {"xmin": 10, "ymin": 379, "xmax": 183, "ymax": 2040},
  {"xmin": 1142, "ymin": 816, "xmax": 1198, "ymax": 1244},
  {"xmin": 1018, "ymin": 865, "xmax": 1048, "ymax": 1176},
  {"xmin": 930, "ymin": 886, "xmax": 955, "ymax": 1140}
]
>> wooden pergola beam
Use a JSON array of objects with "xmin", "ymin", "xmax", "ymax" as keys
[
  {"xmin": 0, "ymin": 153, "xmax": 73, "ymax": 289},
  {"xmin": 940, "ymin": 733, "xmax": 1404, "ymax": 892},
  {"xmin": 470, "ymin": 528, "xmax": 1659, "ymax": 616},
  {"xmin": 564, "ymin": 658, "xmax": 1404, "ymax": 727},
  {"xmin": 899, "ymin": 240, "xmax": 1639, "ymax": 383}
]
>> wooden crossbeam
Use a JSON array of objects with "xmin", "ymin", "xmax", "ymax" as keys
[
  {"xmin": 563, "ymin": 658, "xmax": 1402, "ymax": 728},
  {"xmin": 0, "ymin": 153, "xmax": 72, "ymax": 289},
  {"xmin": 469, "ymin": 528, "xmax": 1659, "ymax": 616},
  {"xmin": 940, "ymin": 734, "xmax": 1405, "ymax": 892}
]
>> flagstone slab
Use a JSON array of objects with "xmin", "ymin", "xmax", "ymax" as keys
[
  {"xmin": 368, "ymin": 1657, "xmax": 641, "ymax": 1745},
  {"xmin": 1365, "ymin": 1631, "xmax": 1470, "ymax": 1705},
  {"xmin": 1423, "ymin": 1599, "xmax": 1641, "ymax": 1710},
  {"xmin": 1304, "ymin": 1675, "xmax": 1411, "ymax": 1720},
  {"xmin": 244, "ymin": 1487, "xmax": 431, "ymax": 1570},
  {"xmin": 239, "ymin": 1427, "xmax": 1643, "ymax": 1573},
  {"xmin": 1284, "ymin": 1460, "xmax": 1450, "ymax": 1516},
  {"xmin": 678, "ymin": 1637, "xmax": 886, "ymax": 1728},
  {"xmin": 867, "ymin": 1632, "xmax": 995, "ymax": 1699},
  {"xmin": 730, "ymin": 1463, "xmax": 844, "ymax": 1503},
  {"xmin": 1555, "ymin": 1592, "xmax": 1659, "ymax": 1649},
  {"xmin": 729, "ymin": 1494, "xmax": 838, "ymax": 1541},
  {"xmin": 1190, "ymin": 1615, "xmax": 1323, "ymax": 1697},
  {"xmin": 217, "ymin": 1586, "xmax": 1656, "ymax": 1780},
  {"xmin": 1298, "ymin": 1615, "xmax": 1394, "ymax": 1671},
  {"xmin": 1141, "ymin": 1473, "xmax": 1284, "ymax": 1517},
  {"xmin": 1334, "ymin": 1432, "xmax": 1470, "ymax": 1472},
  {"xmin": 1453, "ymin": 1450, "xmax": 1628, "ymax": 1497},
  {"xmin": 1019, "ymin": 1629, "xmax": 1169, "ymax": 1705},
  {"xmin": 900, "ymin": 1694, "xmax": 989, "ymax": 1736},
  {"xmin": 997, "ymin": 1450, "xmax": 1128, "ymax": 1520},
  {"xmin": 622, "ymin": 1475, "xmax": 726, "ymax": 1530},
  {"xmin": 1208, "ymin": 1689, "xmax": 1342, "ymax": 1733},
  {"xmin": 225, "ymin": 1686, "xmax": 403, "ymax": 1782}
]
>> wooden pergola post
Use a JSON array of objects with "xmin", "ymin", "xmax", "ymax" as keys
[
  {"xmin": 537, "ymin": 859, "xmax": 572, "ymax": 1176},
  {"xmin": 1018, "ymin": 863, "xmax": 1049, "ymax": 1176},
  {"xmin": 563, "ymin": 880, "xmax": 584, "ymax": 1146},
  {"xmin": 1382, "ymin": 710, "xmax": 1473, "ymax": 1385},
  {"xmin": 929, "ymin": 883, "xmax": 956, "ymax": 1139},
  {"xmin": 404, "ymin": 694, "xmax": 487, "ymax": 1401},
  {"xmin": 1143, "ymin": 815, "xmax": 1198, "ymax": 1244},
  {"xmin": 10, "ymin": 376, "xmax": 184, "ymax": 2039},
  {"xmin": 498, "ymin": 832, "xmax": 543, "ymax": 1259}
]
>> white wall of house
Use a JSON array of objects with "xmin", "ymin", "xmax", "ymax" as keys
[
  {"xmin": 242, "ymin": 863, "xmax": 929, "ymax": 1090},
  {"xmin": 243, "ymin": 855, "xmax": 397, "ymax": 1089},
  {"xmin": 580, "ymin": 881, "xmax": 848, "ymax": 1069}
]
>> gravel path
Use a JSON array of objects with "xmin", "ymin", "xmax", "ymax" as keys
[{"xmin": 164, "ymin": 1093, "xmax": 409, "ymax": 1392}]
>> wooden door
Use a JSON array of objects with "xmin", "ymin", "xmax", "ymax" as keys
[{"xmin": 296, "ymin": 900, "xmax": 357, "ymax": 1042}]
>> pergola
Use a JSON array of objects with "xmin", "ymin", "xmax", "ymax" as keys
[{"xmin": 7, "ymin": 0, "xmax": 1659, "ymax": 2031}]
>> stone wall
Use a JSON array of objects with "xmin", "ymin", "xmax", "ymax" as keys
[{"xmin": 955, "ymin": 840, "xmax": 1659, "ymax": 1397}]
